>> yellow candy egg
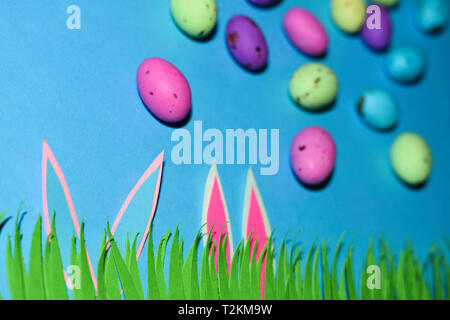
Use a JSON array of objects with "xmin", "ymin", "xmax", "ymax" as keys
[
  {"xmin": 331, "ymin": 0, "xmax": 366, "ymax": 34},
  {"xmin": 170, "ymin": 0, "xmax": 218, "ymax": 38},
  {"xmin": 373, "ymin": 0, "xmax": 400, "ymax": 8}
]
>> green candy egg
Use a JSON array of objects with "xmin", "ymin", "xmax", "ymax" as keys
[
  {"xmin": 373, "ymin": 0, "xmax": 400, "ymax": 8},
  {"xmin": 390, "ymin": 133, "xmax": 432, "ymax": 186},
  {"xmin": 170, "ymin": 0, "xmax": 218, "ymax": 38},
  {"xmin": 331, "ymin": 0, "xmax": 366, "ymax": 34},
  {"xmin": 289, "ymin": 63, "xmax": 339, "ymax": 110}
]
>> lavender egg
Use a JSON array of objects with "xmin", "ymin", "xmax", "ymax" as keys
[
  {"xmin": 226, "ymin": 15, "xmax": 269, "ymax": 71},
  {"xmin": 362, "ymin": 4, "xmax": 392, "ymax": 51},
  {"xmin": 247, "ymin": 0, "xmax": 280, "ymax": 7}
]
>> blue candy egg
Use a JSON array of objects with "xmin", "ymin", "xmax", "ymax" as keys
[
  {"xmin": 357, "ymin": 89, "xmax": 399, "ymax": 130},
  {"xmin": 385, "ymin": 46, "xmax": 426, "ymax": 83},
  {"xmin": 417, "ymin": 0, "xmax": 448, "ymax": 32}
]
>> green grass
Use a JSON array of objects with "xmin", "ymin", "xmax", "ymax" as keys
[{"xmin": 0, "ymin": 210, "xmax": 448, "ymax": 300}]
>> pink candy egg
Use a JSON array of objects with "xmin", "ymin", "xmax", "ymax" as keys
[
  {"xmin": 283, "ymin": 8, "xmax": 329, "ymax": 57},
  {"xmin": 137, "ymin": 57, "xmax": 191, "ymax": 123},
  {"xmin": 290, "ymin": 126, "xmax": 337, "ymax": 185}
]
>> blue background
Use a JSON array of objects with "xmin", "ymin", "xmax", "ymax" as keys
[{"xmin": 0, "ymin": 0, "xmax": 449, "ymax": 297}]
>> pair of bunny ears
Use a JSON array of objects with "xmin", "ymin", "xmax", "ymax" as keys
[
  {"xmin": 202, "ymin": 163, "xmax": 272, "ymax": 275},
  {"xmin": 42, "ymin": 140, "xmax": 164, "ymax": 290},
  {"xmin": 42, "ymin": 140, "xmax": 272, "ymax": 294}
]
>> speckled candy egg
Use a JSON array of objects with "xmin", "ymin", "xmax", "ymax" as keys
[
  {"xmin": 357, "ymin": 89, "xmax": 398, "ymax": 130},
  {"xmin": 248, "ymin": 0, "xmax": 280, "ymax": 7},
  {"xmin": 373, "ymin": 0, "xmax": 399, "ymax": 8},
  {"xmin": 137, "ymin": 58, "xmax": 191, "ymax": 123},
  {"xmin": 170, "ymin": 0, "xmax": 217, "ymax": 38},
  {"xmin": 283, "ymin": 8, "xmax": 329, "ymax": 56},
  {"xmin": 416, "ymin": 0, "xmax": 448, "ymax": 32},
  {"xmin": 385, "ymin": 46, "xmax": 426, "ymax": 83},
  {"xmin": 226, "ymin": 15, "xmax": 269, "ymax": 71},
  {"xmin": 289, "ymin": 63, "xmax": 339, "ymax": 110},
  {"xmin": 290, "ymin": 126, "xmax": 337, "ymax": 185},
  {"xmin": 362, "ymin": 4, "xmax": 392, "ymax": 51},
  {"xmin": 390, "ymin": 133, "xmax": 432, "ymax": 185},
  {"xmin": 331, "ymin": 0, "xmax": 366, "ymax": 34}
]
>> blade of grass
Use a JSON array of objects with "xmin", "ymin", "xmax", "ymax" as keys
[
  {"xmin": 218, "ymin": 232, "xmax": 231, "ymax": 300},
  {"xmin": 147, "ymin": 221, "xmax": 160, "ymax": 300},
  {"xmin": 275, "ymin": 237, "xmax": 287, "ymax": 300},
  {"xmin": 106, "ymin": 221, "xmax": 141, "ymax": 300},
  {"xmin": 302, "ymin": 242, "xmax": 315, "ymax": 300},
  {"xmin": 345, "ymin": 246, "xmax": 357, "ymax": 300},
  {"xmin": 169, "ymin": 226, "xmax": 185, "ymax": 300},
  {"xmin": 331, "ymin": 232, "xmax": 345, "ymax": 300},
  {"xmin": 44, "ymin": 213, "xmax": 68, "ymax": 300},
  {"xmin": 183, "ymin": 228, "xmax": 201, "ymax": 300},
  {"xmin": 200, "ymin": 228, "xmax": 214, "ymax": 299},
  {"xmin": 312, "ymin": 245, "xmax": 321, "ymax": 300},
  {"xmin": 264, "ymin": 235, "xmax": 276, "ymax": 300},
  {"xmin": 96, "ymin": 233, "xmax": 108, "ymax": 300},
  {"xmin": 155, "ymin": 231, "xmax": 171, "ymax": 300},
  {"xmin": 321, "ymin": 240, "xmax": 331, "ymax": 300},
  {"xmin": 75, "ymin": 221, "xmax": 95, "ymax": 300},
  {"xmin": 128, "ymin": 233, "xmax": 145, "ymax": 299},
  {"xmin": 27, "ymin": 215, "xmax": 46, "ymax": 299}
]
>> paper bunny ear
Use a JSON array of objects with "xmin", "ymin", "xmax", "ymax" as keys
[
  {"xmin": 202, "ymin": 163, "xmax": 234, "ymax": 271},
  {"xmin": 242, "ymin": 167, "xmax": 271, "ymax": 259},
  {"xmin": 42, "ymin": 140, "xmax": 97, "ymax": 288},
  {"xmin": 242, "ymin": 167, "xmax": 272, "ymax": 298},
  {"xmin": 109, "ymin": 150, "xmax": 164, "ymax": 261}
]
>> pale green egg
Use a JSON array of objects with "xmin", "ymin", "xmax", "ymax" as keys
[
  {"xmin": 390, "ymin": 133, "xmax": 432, "ymax": 186},
  {"xmin": 373, "ymin": 0, "xmax": 400, "ymax": 8},
  {"xmin": 170, "ymin": 0, "xmax": 218, "ymax": 38},
  {"xmin": 289, "ymin": 63, "xmax": 339, "ymax": 110},
  {"xmin": 331, "ymin": 0, "xmax": 366, "ymax": 33}
]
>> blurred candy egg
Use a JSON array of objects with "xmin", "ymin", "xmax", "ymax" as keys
[
  {"xmin": 290, "ymin": 126, "xmax": 337, "ymax": 185},
  {"xmin": 390, "ymin": 133, "xmax": 432, "ymax": 186},
  {"xmin": 289, "ymin": 63, "xmax": 339, "ymax": 110},
  {"xmin": 137, "ymin": 58, "xmax": 191, "ymax": 123},
  {"xmin": 248, "ymin": 0, "xmax": 280, "ymax": 7},
  {"xmin": 331, "ymin": 0, "xmax": 366, "ymax": 34},
  {"xmin": 283, "ymin": 8, "xmax": 329, "ymax": 56},
  {"xmin": 373, "ymin": 0, "xmax": 399, "ymax": 8},
  {"xmin": 385, "ymin": 46, "xmax": 426, "ymax": 83},
  {"xmin": 226, "ymin": 15, "xmax": 269, "ymax": 71},
  {"xmin": 362, "ymin": 4, "xmax": 392, "ymax": 51},
  {"xmin": 170, "ymin": 0, "xmax": 217, "ymax": 38},
  {"xmin": 416, "ymin": 0, "xmax": 448, "ymax": 32},
  {"xmin": 357, "ymin": 89, "xmax": 398, "ymax": 130}
]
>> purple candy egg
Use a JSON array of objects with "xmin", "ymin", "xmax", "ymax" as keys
[
  {"xmin": 248, "ymin": 0, "xmax": 280, "ymax": 7},
  {"xmin": 362, "ymin": 4, "xmax": 392, "ymax": 51},
  {"xmin": 226, "ymin": 15, "xmax": 269, "ymax": 71}
]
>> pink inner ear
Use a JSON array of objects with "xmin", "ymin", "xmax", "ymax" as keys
[
  {"xmin": 206, "ymin": 177, "xmax": 232, "ymax": 272},
  {"xmin": 246, "ymin": 188, "xmax": 268, "ymax": 299}
]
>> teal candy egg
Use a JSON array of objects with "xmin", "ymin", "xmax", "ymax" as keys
[
  {"xmin": 385, "ymin": 46, "xmax": 426, "ymax": 83},
  {"xmin": 417, "ymin": 0, "xmax": 448, "ymax": 32},
  {"xmin": 357, "ymin": 89, "xmax": 399, "ymax": 130}
]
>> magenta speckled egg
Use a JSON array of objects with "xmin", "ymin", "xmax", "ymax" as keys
[
  {"xmin": 137, "ymin": 57, "xmax": 191, "ymax": 123},
  {"xmin": 361, "ymin": 4, "xmax": 392, "ymax": 51},
  {"xmin": 226, "ymin": 15, "xmax": 269, "ymax": 71},
  {"xmin": 290, "ymin": 126, "xmax": 337, "ymax": 185},
  {"xmin": 283, "ymin": 8, "xmax": 329, "ymax": 57}
]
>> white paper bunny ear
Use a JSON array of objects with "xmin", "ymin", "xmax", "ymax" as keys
[
  {"xmin": 202, "ymin": 162, "xmax": 234, "ymax": 271},
  {"xmin": 242, "ymin": 167, "xmax": 272, "ymax": 298},
  {"xmin": 42, "ymin": 140, "xmax": 97, "ymax": 288}
]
